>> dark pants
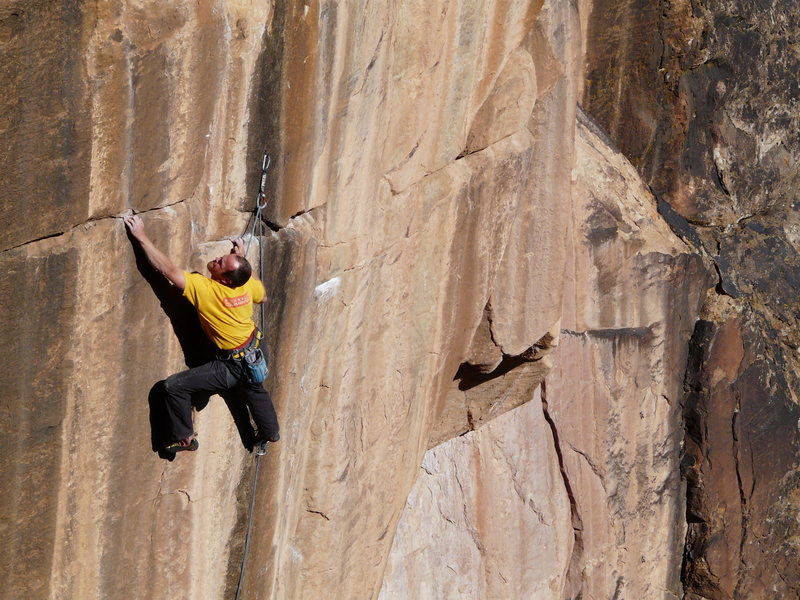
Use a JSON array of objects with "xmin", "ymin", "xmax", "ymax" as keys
[{"xmin": 163, "ymin": 358, "xmax": 279, "ymax": 443}]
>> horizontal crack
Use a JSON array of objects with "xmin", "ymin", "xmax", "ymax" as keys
[
  {"xmin": 4, "ymin": 230, "xmax": 65, "ymax": 252},
  {"xmin": 561, "ymin": 326, "xmax": 653, "ymax": 339},
  {"xmin": 257, "ymin": 204, "xmax": 324, "ymax": 233},
  {"xmin": 306, "ymin": 509, "xmax": 330, "ymax": 521},
  {"xmin": 5, "ymin": 196, "xmax": 323, "ymax": 254},
  {"xmin": 455, "ymin": 129, "xmax": 520, "ymax": 160},
  {"xmin": 385, "ymin": 128, "xmax": 533, "ymax": 196},
  {"xmin": 2, "ymin": 198, "xmax": 191, "ymax": 253},
  {"xmin": 130, "ymin": 197, "xmax": 189, "ymax": 216}
]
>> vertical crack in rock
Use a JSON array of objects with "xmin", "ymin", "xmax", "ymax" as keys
[
  {"xmin": 465, "ymin": 408, "xmax": 476, "ymax": 432},
  {"xmin": 540, "ymin": 381, "xmax": 584, "ymax": 592},
  {"xmin": 680, "ymin": 319, "xmax": 714, "ymax": 596},
  {"xmin": 224, "ymin": 466, "xmax": 251, "ymax": 599},
  {"xmin": 452, "ymin": 461, "xmax": 485, "ymax": 555},
  {"xmin": 484, "ymin": 301, "xmax": 499, "ymax": 351},
  {"xmin": 245, "ymin": 0, "xmax": 286, "ymax": 219},
  {"xmin": 731, "ymin": 391, "xmax": 750, "ymax": 599}
]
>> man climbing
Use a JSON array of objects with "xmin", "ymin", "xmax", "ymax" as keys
[{"xmin": 124, "ymin": 213, "xmax": 280, "ymax": 455}]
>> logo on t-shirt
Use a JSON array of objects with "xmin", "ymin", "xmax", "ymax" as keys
[{"xmin": 222, "ymin": 294, "xmax": 250, "ymax": 308}]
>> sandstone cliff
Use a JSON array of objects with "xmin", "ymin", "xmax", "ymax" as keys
[{"xmin": 1, "ymin": 1, "xmax": 793, "ymax": 599}]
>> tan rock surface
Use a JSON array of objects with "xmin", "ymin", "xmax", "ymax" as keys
[
  {"xmin": 0, "ymin": 211, "xmax": 254, "ymax": 600},
  {"xmin": 379, "ymin": 394, "xmax": 573, "ymax": 600},
  {"xmin": 547, "ymin": 114, "xmax": 712, "ymax": 597},
  {"xmin": 380, "ymin": 113, "xmax": 712, "ymax": 599},
  {"xmin": 2, "ymin": 1, "xmax": 719, "ymax": 599},
  {"xmin": 1, "ymin": 1, "xmax": 579, "ymax": 599},
  {"xmin": 488, "ymin": 0, "xmax": 580, "ymax": 357},
  {"xmin": 260, "ymin": 128, "xmax": 556, "ymax": 600},
  {"xmin": 428, "ymin": 0, "xmax": 579, "ymax": 447}
]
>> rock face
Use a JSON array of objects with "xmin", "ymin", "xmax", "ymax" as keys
[
  {"xmin": 379, "ymin": 393, "xmax": 574, "ymax": 599},
  {"xmin": 2, "ymin": 2, "xmax": 273, "ymax": 598},
  {"xmin": 379, "ymin": 113, "xmax": 711, "ymax": 598},
  {"xmin": 3, "ymin": 1, "xmax": 792, "ymax": 599},
  {"xmin": 549, "ymin": 114, "xmax": 712, "ymax": 598},
  {"xmin": 583, "ymin": 0, "xmax": 800, "ymax": 596},
  {"xmin": 682, "ymin": 305, "xmax": 800, "ymax": 599},
  {"xmin": 2, "ymin": 1, "xmax": 569, "ymax": 598},
  {"xmin": 257, "ymin": 3, "xmax": 571, "ymax": 596}
]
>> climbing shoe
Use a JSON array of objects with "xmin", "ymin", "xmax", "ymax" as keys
[
  {"xmin": 164, "ymin": 435, "xmax": 199, "ymax": 453},
  {"xmin": 254, "ymin": 440, "xmax": 268, "ymax": 456},
  {"xmin": 254, "ymin": 432, "xmax": 279, "ymax": 456}
]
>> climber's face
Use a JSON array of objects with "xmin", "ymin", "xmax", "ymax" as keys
[{"xmin": 207, "ymin": 253, "xmax": 239, "ymax": 283}]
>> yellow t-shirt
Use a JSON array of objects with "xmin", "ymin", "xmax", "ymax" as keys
[{"xmin": 182, "ymin": 271, "xmax": 265, "ymax": 350}]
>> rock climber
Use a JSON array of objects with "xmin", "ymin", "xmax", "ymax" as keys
[{"xmin": 124, "ymin": 213, "xmax": 280, "ymax": 455}]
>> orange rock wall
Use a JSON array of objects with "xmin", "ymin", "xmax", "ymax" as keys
[{"xmin": 1, "ymin": 1, "xmax": 719, "ymax": 599}]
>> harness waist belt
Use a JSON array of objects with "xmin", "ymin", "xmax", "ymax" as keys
[{"xmin": 220, "ymin": 328, "xmax": 262, "ymax": 360}]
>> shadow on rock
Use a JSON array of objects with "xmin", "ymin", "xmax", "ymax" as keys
[
  {"xmin": 147, "ymin": 380, "xmax": 175, "ymax": 461},
  {"xmin": 221, "ymin": 391, "xmax": 258, "ymax": 451}
]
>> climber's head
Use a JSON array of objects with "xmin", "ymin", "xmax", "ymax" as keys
[{"xmin": 207, "ymin": 253, "xmax": 252, "ymax": 287}]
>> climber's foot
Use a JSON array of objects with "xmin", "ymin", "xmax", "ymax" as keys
[
  {"xmin": 254, "ymin": 432, "xmax": 279, "ymax": 456},
  {"xmin": 164, "ymin": 434, "xmax": 198, "ymax": 453}
]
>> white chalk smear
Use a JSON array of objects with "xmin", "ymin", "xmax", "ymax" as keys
[{"xmin": 314, "ymin": 276, "xmax": 341, "ymax": 300}]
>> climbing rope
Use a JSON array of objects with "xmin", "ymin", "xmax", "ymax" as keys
[
  {"xmin": 235, "ymin": 151, "xmax": 271, "ymax": 600},
  {"xmin": 235, "ymin": 451, "xmax": 262, "ymax": 600}
]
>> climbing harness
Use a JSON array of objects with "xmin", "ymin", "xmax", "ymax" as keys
[
  {"xmin": 222, "ymin": 329, "xmax": 268, "ymax": 385},
  {"xmin": 235, "ymin": 151, "xmax": 272, "ymax": 600}
]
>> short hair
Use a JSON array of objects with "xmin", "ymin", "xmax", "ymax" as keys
[{"xmin": 224, "ymin": 256, "xmax": 252, "ymax": 287}]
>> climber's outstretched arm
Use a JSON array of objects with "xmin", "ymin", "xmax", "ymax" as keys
[{"xmin": 124, "ymin": 214, "xmax": 186, "ymax": 291}]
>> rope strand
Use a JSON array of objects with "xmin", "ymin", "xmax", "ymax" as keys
[
  {"xmin": 235, "ymin": 454, "xmax": 261, "ymax": 600},
  {"xmin": 235, "ymin": 152, "xmax": 271, "ymax": 600}
]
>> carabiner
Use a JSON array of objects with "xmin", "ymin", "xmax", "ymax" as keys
[{"xmin": 256, "ymin": 153, "xmax": 271, "ymax": 209}]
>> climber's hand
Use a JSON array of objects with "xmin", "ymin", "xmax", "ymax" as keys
[
  {"xmin": 123, "ymin": 214, "xmax": 147, "ymax": 241},
  {"xmin": 231, "ymin": 237, "xmax": 245, "ymax": 256}
]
